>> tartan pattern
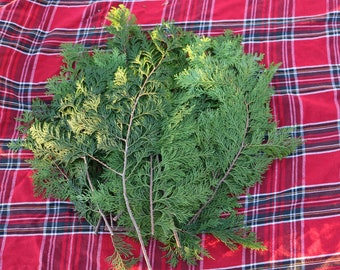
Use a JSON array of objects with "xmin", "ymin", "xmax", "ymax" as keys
[{"xmin": 1, "ymin": 0, "xmax": 339, "ymax": 269}]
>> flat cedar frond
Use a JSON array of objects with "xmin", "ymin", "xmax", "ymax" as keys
[{"xmin": 10, "ymin": 5, "xmax": 300, "ymax": 270}]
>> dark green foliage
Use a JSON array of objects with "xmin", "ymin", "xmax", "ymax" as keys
[{"xmin": 9, "ymin": 5, "xmax": 300, "ymax": 269}]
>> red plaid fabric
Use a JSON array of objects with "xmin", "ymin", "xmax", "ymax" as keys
[{"xmin": 1, "ymin": 0, "xmax": 339, "ymax": 269}]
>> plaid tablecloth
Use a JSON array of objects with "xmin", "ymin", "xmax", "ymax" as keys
[{"xmin": 1, "ymin": 0, "xmax": 339, "ymax": 269}]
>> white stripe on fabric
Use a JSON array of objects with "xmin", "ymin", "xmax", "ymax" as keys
[
  {"xmin": 280, "ymin": 1, "xmax": 305, "ymax": 265},
  {"xmin": 326, "ymin": 0, "xmax": 340, "ymax": 151},
  {"xmin": 242, "ymin": 1, "xmax": 260, "ymax": 267},
  {"xmin": 0, "ymin": 4, "xmax": 22, "ymax": 270},
  {"xmin": 39, "ymin": 198, "xmax": 49, "ymax": 269},
  {"xmin": 67, "ymin": 221, "xmax": 75, "ymax": 270},
  {"xmin": 207, "ymin": 251, "xmax": 340, "ymax": 269},
  {"xmin": 96, "ymin": 234, "xmax": 102, "ymax": 270}
]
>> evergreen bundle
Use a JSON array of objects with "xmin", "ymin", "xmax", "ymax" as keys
[{"xmin": 10, "ymin": 5, "xmax": 300, "ymax": 269}]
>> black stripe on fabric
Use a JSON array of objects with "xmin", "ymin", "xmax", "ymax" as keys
[
  {"xmin": 245, "ymin": 254, "xmax": 340, "ymax": 270},
  {"xmin": 5, "ymin": 183, "xmax": 340, "ymax": 235},
  {"xmin": 0, "ymin": 23, "xmax": 109, "ymax": 55},
  {"xmin": 0, "ymin": 161, "xmax": 31, "ymax": 170},
  {"xmin": 214, "ymin": 254, "xmax": 340, "ymax": 269},
  {"xmin": 155, "ymin": 13, "xmax": 340, "ymax": 35},
  {"xmin": 0, "ymin": 202, "xmax": 94, "ymax": 236},
  {"xmin": 241, "ymin": 183, "xmax": 340, "ymax": 227},
  {"xmin": 273, "ymin": 65, "xmax": 339, "ymax": 95},
  {"xmin": 1, "ymin": 12, "xmax": 339, "ymax": 54},
  {"xmin": 329, "ymin": 65, "xmax": 340, "ymax": 89},
  {"xmin": 27, "ymin": 0, "xmax": 111, "ymax": 6},
  {"xmin": 293, "ymin": 120, "xmax": 340, "ymax": 156}
]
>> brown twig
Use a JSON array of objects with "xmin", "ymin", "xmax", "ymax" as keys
[
  {"xmin": 82, "ymin": 157, "xmax": 123, "ymax": 238},
  {"xmin": 110, "ymin": 212, "xmax": 114, "ymax": 228},
  {"xmin": 87, "ymin": 154, "xmax": 123, "ymax": 177},
  {"xmin": 118, "ymin": 53, "xmax": 167, "ymax": 270},
  {"xmin": 173, "ymin": 228, "xmax": 181, "ymax": 248},
  {"xmin": 112, "ymin": 211, "xmax": 122, "ymax": 222},
  {"xmin": 149, "ymin": 155, "xmax": 155, "ymax": 236},
  {"xmin": 94, "ymin": 216, "xmax": 102, "ymax": 234}
]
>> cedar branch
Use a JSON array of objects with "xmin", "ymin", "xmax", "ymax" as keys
[
  {"xmin": 120, "ymin": 51, "xmax": 167, "ymax": 270},
  {"xmin": 188, "ymin": 102, "xmax": 250, "ymax": 225},
  {"xmin": 82, "ymin": 156, "xmax": 122, "ymax": 237}
]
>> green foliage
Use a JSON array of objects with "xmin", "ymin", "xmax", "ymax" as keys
[{"xmin": 10, "ymin": 5, "xmax": 300, "ymax": 269}]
